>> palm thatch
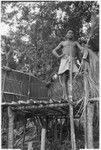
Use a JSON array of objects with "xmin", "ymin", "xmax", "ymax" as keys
[
  {"xmin": 83, "ymin": 12, "xmax": 99, "ymax": 103},
  {"xmin": 84, "ymin": 48, "xmax": 99, "ymax": 98}
]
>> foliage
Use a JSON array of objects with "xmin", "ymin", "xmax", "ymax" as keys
[
  {"xmin": 1, "ymin": 1, "xmax": 99, "ymax": 81},
  {"xmin": 1, "ymin": 2, "xmax": 99, "ymax": 149}
]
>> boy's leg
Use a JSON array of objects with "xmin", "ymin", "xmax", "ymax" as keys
[{"xmin": 59, "ymin": 71, "xmax": 69, "ymax": 100}]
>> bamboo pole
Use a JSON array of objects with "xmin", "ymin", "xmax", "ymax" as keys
[
  {"xmin": 69, "ymin": 50, "xmax": 76, "ymax": 150},
  {"xmin": 84, "ymin": 62, "xmax": 94, "ymax": 148},
  {"xmin": 87, "ymin": 103, "xmax": 94, "ymax": 148},
  {"xmin": 60, "ymin": 117, "xmax": 63, "ymax": 144},
  {"xmin": 84, "ymin": 73, "xmax": 88, "ymax": 148},
  {"xmin": 28, "ymin": 141, "xmax": 33, "ymax": 150},
  {"xmin": 2, "ymin": 50, "xmax": 13, "ymax": 99},
  {"xmin": 54, "ymin": 118, "xmax": 58, "ymax": 141},
  {"xmin": 10, "ymin": 103, "xmax": 70, "ymax": 112},
  {"xmin": 22, "ymin": 117, "xmax": 26, "ymax": 150},
  {"xmin": 2, "ymin": 63, "xmax": 9, "ymax": 100},
  {"xmin": 8, "ymin": 106, "xmax": 14, "ymax": 148},
  {"xmin": 40, "ymin": 127, "xmax": 46, "ymax": 150}
]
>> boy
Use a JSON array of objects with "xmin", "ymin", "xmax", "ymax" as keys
[{"xmin": 52, "ymin": 30, "xmax": 87, "ymax": 101}]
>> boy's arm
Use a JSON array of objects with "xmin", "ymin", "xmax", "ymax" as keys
[
  {"xmin": 52, "ymin": 42, "xmax": 64, "ymax": 58},
  {"xmin": 82, "ymin": 48, "xmax": 88, "ymax": 60},
  {"xmin": 75, "ymin": 41, "xmax": 83, "ymax": 51},
  {"xmin": 75, "ymin": 41, "xmax": 88, "ymax": 60}
]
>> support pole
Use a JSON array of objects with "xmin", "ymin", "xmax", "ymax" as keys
[
  {"xmin": 28, "ymin": 141, "xmax": 33, "ymax": 150},
  {"xmin": 40, "ymin": 127, "xmax": 46, "ymax": 150},
  {"xmin": 54, "ymin": 118, "xmax": 57, "ymax": 141},
  {"xmin": 22, "ymin": 117, "xmax": 26, "ymax": 150},
  {"xmin": 84, "ymin": 66, "xmax": 94, "ymax": 148},
  {"xmin": 87, "ymin": 103, "xmax": 94, "ymax": 148},
  {"xmin": 69, "ymin": 52, "xmax": 76, "ymax": 150},
  {"xmin": 8, "ymin": 106, "xmax": 14, "ymax": 149},
  {"xmin": 84, "ymin": 108, "xmax": 87, "ymax": 148},
  {"xmin": 60, "ymin": 117, "xmax": 63, "ymax": 144},
  {"xmin": 84, "ymin": 73, "xmax": 88, "ymax": 148}
]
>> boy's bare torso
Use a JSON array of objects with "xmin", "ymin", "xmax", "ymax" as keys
[{"xmin": 61, "ymin": 40, "xmax": 76, "ymax": 57}]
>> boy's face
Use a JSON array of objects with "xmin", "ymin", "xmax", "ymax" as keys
[{"xmin": 66, "ymin": 30, "xmax": 74, "ymax": 39}]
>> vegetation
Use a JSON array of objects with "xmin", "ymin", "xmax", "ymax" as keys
[
  {"xmin": 1, "ymin": 1, "xmax": 99, "ymax": 149},
  {"xmin": 1, "ymin": 1, "xmax": 99, "ymax": 81}
]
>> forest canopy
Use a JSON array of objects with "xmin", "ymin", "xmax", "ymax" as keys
[{"xmin": 1, "ymin": 1, "xmax": 99, "ymax": 81}]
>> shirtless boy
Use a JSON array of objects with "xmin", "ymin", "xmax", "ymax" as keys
[{"xmin": 52, "ymin": 30, "xmax": 86, "ymax": 101}]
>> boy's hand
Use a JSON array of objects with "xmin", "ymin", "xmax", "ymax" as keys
[
  {"xmin": 58, "ymin": 53, "xmax": 65, "ymax": 58},
  {"xmin": 74, "ymin": 41, "xmax": 78, "ymax": 46},
  {"xmin": 80, "ymin": 59, "xmax": 85, "ymax": 71}
]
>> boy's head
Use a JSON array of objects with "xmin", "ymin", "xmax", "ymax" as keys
[{"xmin": 65, "ymin": 30, "xmax": 74, "ymax": 40}]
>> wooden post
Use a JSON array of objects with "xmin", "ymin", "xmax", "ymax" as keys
[
  {"xmin": 60, "ymin": 118, "xmax": 63, "ymax": 144},
  {"xmin": 87, "ymin": 103, "xmax": 94, "ymax": 148},
  {"xmin": 84, "ymin": 73, "xmax": 88, "ymax": 148},
  {"xmin": 84, "ymin": 63, "xmax": 94, "ymax": 149},
  {"xmin": 8, "ymin": 106, "xmax": 14, "ymax": 148},
  {"xmin": 54, "ymin": 118, "xmax": 57, "ymax": 141},
  {"xmin": 28, "ymin": 141, "xmax": 33, "ymax": 150},
  {"xmin": 22, "ymin": 117, "xmax": 26, "ymax": 150},
  {"xmin": 84, "ymin": 108, "xmax": 87, "ymax": 148},
  {"xmin": 69, "ymin": 50, "xmax": 76, "ymax": 150},
  {"xmin": 40, "ymin": 127, "xmax": 46, "ymax": 150}
]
